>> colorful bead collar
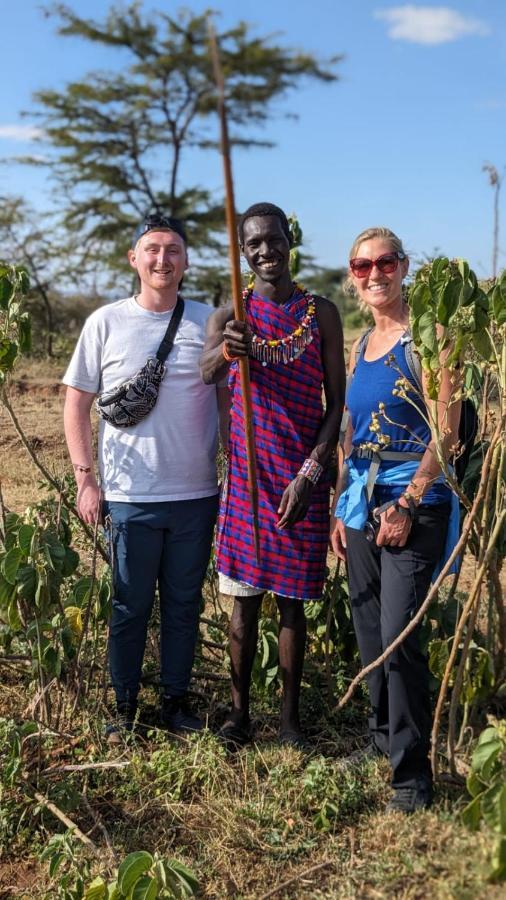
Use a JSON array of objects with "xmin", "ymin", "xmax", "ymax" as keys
[{"xmin": 243, "ymin": 282, "xmax": 316, "ymax": 366}]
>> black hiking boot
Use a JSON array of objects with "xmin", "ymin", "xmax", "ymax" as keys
[
  {"xmin": 160, "ymin": 694, "xmax": 203, "ymax": 735},
  {"xmin": 105, "ymin": 698, "xmax": 137, "ymax": 745}
]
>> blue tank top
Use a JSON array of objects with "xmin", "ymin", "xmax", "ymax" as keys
[{"xmin": 347, "ymin": 337, "xmax": 450, "ymax": 506}]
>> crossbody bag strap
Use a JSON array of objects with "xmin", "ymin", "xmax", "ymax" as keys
[{"xmin": 156, "ymin": 295, "xmax": 185, "ymax": 364}]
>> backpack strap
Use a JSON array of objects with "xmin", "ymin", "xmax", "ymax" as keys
[
  {"xmin": 353, "ymin": 326, "xmax": 374, "ymax": 372},
  {"xmin": 400, "ymin": 330, "xmax": 423, "ymax": 393}
]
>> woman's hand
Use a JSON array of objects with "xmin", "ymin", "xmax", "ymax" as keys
[
  {"xmin": 375, "ymin": 502, "xmax": 412, "ymax": 547},
  {"xmin": 330, "ymin": 517, "xmax": 347, "ymax": 560}
]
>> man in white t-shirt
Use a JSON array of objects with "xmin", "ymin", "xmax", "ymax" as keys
[{"xmin": 63, "ymin": 214, "xmax": 221, "ymax": 741}]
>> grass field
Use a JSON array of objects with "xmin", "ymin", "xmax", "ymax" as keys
[{"xmin": 0, "ymin": 355, "xmax": 502, "ymax": 900}]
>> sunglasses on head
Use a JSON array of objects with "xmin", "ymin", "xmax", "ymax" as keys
[{"xmin": 349, "ymin": 251, "xmax": 406, "ymax": 278}]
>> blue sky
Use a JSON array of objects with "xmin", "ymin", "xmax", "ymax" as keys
[{"xmin": 1, "ymin": 1, "xmax": 505, "ymax": 279}]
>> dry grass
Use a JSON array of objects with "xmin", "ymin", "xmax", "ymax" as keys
[{"xmin": 0, "ymin": 357, "xmax": 500, "ymax": 900}]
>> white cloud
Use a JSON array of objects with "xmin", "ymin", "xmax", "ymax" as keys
[
  {"xmin": 375, "ymin": 6, "xmax": 490, "ymax": 45},
  {"xmin": 0, "ymin": 125, "xmax": 44, "ymax": 141}
]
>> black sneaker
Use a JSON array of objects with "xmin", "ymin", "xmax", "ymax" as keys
[
  {"xmin": 386, "ymin": 780, "xmax": 433, "ymax": 814},
  {"xmin": 105, "ymin": 700, "xmax": 137, "ymax": 746},
  {"xmin": 160, "ymin": 695, "xmax": 203, "ymax": 734}
]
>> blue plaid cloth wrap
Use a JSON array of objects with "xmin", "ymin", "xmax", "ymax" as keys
[{"xmin": 335, "ymin": 456, "xmax": 459, "ymax": 579}]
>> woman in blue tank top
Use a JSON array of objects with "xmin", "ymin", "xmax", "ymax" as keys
[{"xmin": 331, "ymin": 227, "xmax": 460, "ymax": 814}]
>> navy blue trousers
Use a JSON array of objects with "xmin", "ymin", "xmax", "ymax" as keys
[
  {"xmin": 345, "ymin": 504, "xmax": 449, "ymax": 788},
  {"xmin": 104, "ymin": 495, "xmax": 218, "ymax": 703}
]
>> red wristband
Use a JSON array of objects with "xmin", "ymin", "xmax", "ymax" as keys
[{"xmin": 222, "ymin": 342, "xmax": 239, "ymax": 363}]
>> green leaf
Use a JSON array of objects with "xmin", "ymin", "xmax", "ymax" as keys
[
  {"xmin": 472, "ymin": 329, "xmax": 493, "ymax": 361},
  {"xmin": 461, "ymin": 795, "xmax": 482, "ymax": 831},
  {"xmin": 18, "ymin": 524, "xmax": 35, "ymax": 557},
  {"xmin": 457, "ymin": 259, "xmax": 470, "ymax": 282},
  {"xmin": 0, "ymin": 572, "xmax": 15, "ymax": 608},
  {"xmin": 0, "ymin": 273, "xmax": 14, "ymax": 309},
  {"xmin": 437, "ymin": 279, "xmax": 460, "ymax": 326},
  {"xmin": 466, "ymin": 770, "xmax": 486, "ymax": 799},
  {"xmin": 0, "ymin": 338, "xmax": 18, "ymax": 371},
  {"xmin": 17, "ymin": 315, "xmax": 32, "ymax": 354},
  {"xmin": 492, "ymin": 283, "xmax": 506, "ymax": 325},
  {"xmin": 490, "ymin": 835, "xmax": 506, "ymax": 881},
  {"xmin": 428, "ymin": 638, "xmax": 450, "ymax": 682},
  {"xmin": 417, "ymin": 310, "xmax": 437, "ymax": 354},
  {"xmin": 471, "ymin": 737, "xmax": 502, "ymax": 775},
  {"xmin": 16, "ymin": 565, "xmax": 37, "ymax": 602},
  {"xmin": 7, "ymin": 596, "xmax": 22, "ymax": 631},
  {"xmin": 2, "ymin": 547, "xmax": 22, "ymax": 584},
  {"xmin": 49, "ymin": 852, "xmax": 66, "ymax": 879},
  {"xmin": 83, "ymin": 876, "xmax": 107, "ymax": 900},
  {"xmin": 62, "ymin": 546, "xmax": 80, "ymax": 577},
  {"xmin": 129, "ymin": 874, "xmax": 158, "ymax": 900},
  {"xmin": 482, "ymin": 783, "xmax": 506, "ymax": 834},
  {"xmin": 107, "ymin": 882, "xmax": 121, "ymax": 900},
  {"xmin": 162, "ymin": 859, "xmax": 199, "ymax": 897},
  {"xmin": 117, "ymin": 852, "xmax": 153, "ymax": 895},
  {"xmin": 43, "ymin": 645, "xmax": 62, "ymax": 677},
  {"xmin": 73, "ymin": 576, "xmax": 93, "ymax": 606}
]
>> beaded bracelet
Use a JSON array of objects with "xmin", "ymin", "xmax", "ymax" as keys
[
  {"xmin": 222, "ymin": 342, "xmax": 239, "ymax": 363},
  {"xmin": 298, "ymin": 458, "xmax": 324, "ymax": 485}
]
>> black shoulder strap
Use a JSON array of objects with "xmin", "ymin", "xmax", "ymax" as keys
[{"xmin": 156, "ymin": 295, "xmax": 185, "ymax": 364}]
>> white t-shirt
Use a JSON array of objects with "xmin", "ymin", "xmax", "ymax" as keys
[{"xmin": 63, "ymin": 296, "xmax": 219, "ymax": 502}]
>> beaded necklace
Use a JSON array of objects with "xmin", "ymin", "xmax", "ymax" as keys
[{"xmin": 244, "ymin": 282, "xmax": 316, "ymax": 366}]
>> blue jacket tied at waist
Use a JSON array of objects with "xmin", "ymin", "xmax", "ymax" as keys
[{"xmin": 335, "ymin": 456, "xmax": 459, "ymax": 578}]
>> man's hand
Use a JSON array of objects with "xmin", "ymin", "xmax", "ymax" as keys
[
  {"xmin": 76, "ymin": 475, "xmax": 103, "ymax": 526},
  {"xmin": 223, "ymin": 320, "xmax": 252, "ymax": 358},
  {"xmin": 330, "ymin": 517, "xmax": 347, "ymax": 561},
  {"xmin": 277, "ymin": 475, "xmax": 314, "ymax": 529}
]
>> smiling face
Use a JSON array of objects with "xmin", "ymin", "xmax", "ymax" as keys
[
  {"xmin": 241, "ymin": 215, "xmax": 291, "ymax": 287},
  {"xmin": 349, "ymin": 237, "xmax": 409, "ymax": 312},
  {"xmin": 128, "ymin": 229, "xmax": 188, "ymax": 293}
]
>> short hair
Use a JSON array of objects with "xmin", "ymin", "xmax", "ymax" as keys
[
  {"xmin": 132, "ymin": 213, "xmax": 187, "ymax": 248},
  {"xmin": 238, "ymin": 202, "xmax": 293, "ymax": 246}
]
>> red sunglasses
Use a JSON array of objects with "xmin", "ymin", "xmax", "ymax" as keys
[{"xmin": 349, "ymin": 251, "xmax": 406, "ymax": 278}]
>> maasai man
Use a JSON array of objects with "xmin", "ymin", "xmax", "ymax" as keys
[{"xmin": 200, "ymin": 202, "xmax": 345, "ymax": 746}]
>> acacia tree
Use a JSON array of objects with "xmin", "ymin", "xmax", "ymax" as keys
[{"xmin": 25, "ymin": 3, "xmax": 341, "ymax": 293}]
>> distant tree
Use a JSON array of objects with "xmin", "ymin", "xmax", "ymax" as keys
[
  {"xmin": 0, "ymin": 197, "xmax": 101, "ymax": 355},
  {"xmin": 25, "ymin": 3, "xmax": 341, "ymax": 294}
]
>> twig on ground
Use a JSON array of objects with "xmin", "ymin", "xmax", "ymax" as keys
[
  {"xmin": 42, "ymin": 760, "xmax": 131, "ymax": 776},
  {"xmin": 259, "ymin": 861, "xmax": 334, "ymax": 899},
  {"xmin": 33, "ymin": 790, "xmax": 99, "ymax": 854}
]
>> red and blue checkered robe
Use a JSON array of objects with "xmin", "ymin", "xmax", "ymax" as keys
[{"xmin": 216, "ymin": 287, "xmax": 330, "ymax": 600}]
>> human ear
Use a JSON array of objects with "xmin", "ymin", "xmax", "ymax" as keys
[{"xmin": 127, "ymin": 248, "xmax": 138, "ymax": 271}]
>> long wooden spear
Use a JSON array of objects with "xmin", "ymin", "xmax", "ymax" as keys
[{"xmin": 207, "ymin": 22, "xmax": 260, "ymax": 562}]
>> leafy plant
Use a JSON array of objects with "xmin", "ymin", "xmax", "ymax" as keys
[
  {"xmin": 462, "ymin": 718, "xmax": 506, "ymax": 881},
  {"xmin": 0, "ymin": 261, "xmax": 30, "ymax": 380},
  {"xmin": 40, "ymin": 841, "xmax": 199, "ymax": 900}
]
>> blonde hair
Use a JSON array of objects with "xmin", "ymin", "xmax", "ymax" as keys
[{"xmin": 344, "ymin": 226, "xmax": 408, "ymax": 297}]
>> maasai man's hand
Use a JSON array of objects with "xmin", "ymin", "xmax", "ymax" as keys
[
  {"xmin": 277, "ymin": 475, "xmax": 314, "ymax": 529},
  {"xmin": 222, "ymin": 319, "xmax": 252, "ymax": 358}
]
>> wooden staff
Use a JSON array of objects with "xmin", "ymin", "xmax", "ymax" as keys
[{"xmin": 208, "ymin": 23, "xmax": 260, "ymax": 562}]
